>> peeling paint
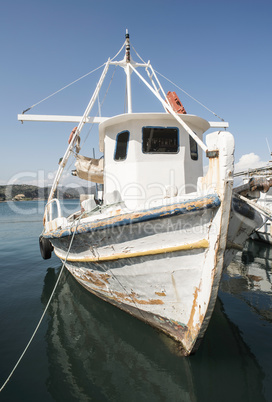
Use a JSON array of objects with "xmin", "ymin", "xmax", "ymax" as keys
[
  {"xmin": 187, "ymin": 286, "xmax": 199, "ymax": 332},
  {"xmin": 155, "ymin": 291, "xmax": 166, "ymax": 297},
  {"xmin": 108, "ymin": 289, "xmax": 164, "ymax": 305},
  {"xmin": 74, "ymin": 271, "xmax": 110, "ymax": 288},
  {"xmin": 44, "ymin": 194, "xmax": 221, "ymax": 239}
]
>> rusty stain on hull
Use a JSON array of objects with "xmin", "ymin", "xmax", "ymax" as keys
[
  {"xmin": 155, "ymin": 291, "xmax": 166, "ymax": 297},
  {"xmin": 104, "ymin": 288, "xmax": 164, "ymax": 306},
  {"xmin": 68, "ymin": 265, "xmax": 208, "ymax": 355},
  {"xmin": 98, "ymin": 287, "xmax": 164, "ymax": 306},
  {"xmin": 71, "ymin": 275, "xmax": 191, "ymax": 354},
  {"xmin": 183, "ymin": 280, "xmax": 204, "ymax": 351},
  {"xmin": 82, "ymin": 272, "xmax": 110, "ymax": 288},
  {"xmin": 72, "ymin": 271, "xmax": 164, "ymax": 306}
]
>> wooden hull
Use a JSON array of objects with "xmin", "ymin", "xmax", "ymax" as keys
[
  {"xmin": 46, "ymin": 194, "xmax": 231, "ymax": 355},
  {"xmin": 44, "ymin": 188, "xmax": 264, "ymax": 355}
]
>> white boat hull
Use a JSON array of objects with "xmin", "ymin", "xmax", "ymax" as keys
[
  {"xmin": 45, "ymin": 193, "xmax": 230, "ymax": 355},
  {"xmin": 251, "ymin": 190, "xmax": 272, "ymax": 245},
  {"xmin": 44, "ymin": 186, "xmax": 264, "ymax": 356}
]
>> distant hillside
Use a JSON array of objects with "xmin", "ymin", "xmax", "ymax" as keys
[{"xmin": 0, "ymin": 185, "xmax": 95, "ymax": 201}]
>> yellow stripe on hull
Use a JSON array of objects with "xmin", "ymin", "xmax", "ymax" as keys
[{"xmin": 54, "ymin": 239, "xmax": 209, "ymax": 262}]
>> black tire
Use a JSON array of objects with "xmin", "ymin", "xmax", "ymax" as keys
[{"xmin": 39, "ymin": 236, "xmax": 53, "ymax": 260}]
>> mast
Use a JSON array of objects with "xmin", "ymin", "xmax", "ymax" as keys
[
  {"xmin": 125, "ymin": 30, "xmax": 132, "ymax": 113},
  {"xmin": 18, "ymin": 31, "xmax": 224, "ymax": 215}
]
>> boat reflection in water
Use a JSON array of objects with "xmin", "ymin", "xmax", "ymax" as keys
[
  {"xmin": 41, "ymin": 250, "xmax": 270, "ymax": 402},
  {"xmin": 222, "ymin": 239, "xmax": 272, "ymax": 319},
  {"xmin": 220, "ymin": 239, "xmax": 272, "ymax": 401}
]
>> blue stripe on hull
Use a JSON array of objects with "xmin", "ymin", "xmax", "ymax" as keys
[{"xmin": 44, "ymin": 194, "xmax": 220, "ymax": 239}]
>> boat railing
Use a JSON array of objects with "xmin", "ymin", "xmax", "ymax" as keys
[{"xmin": 44, "ymin": 198, "xmax": 67, "ymax": 232}]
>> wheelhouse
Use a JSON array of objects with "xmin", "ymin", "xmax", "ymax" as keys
[{"xmin": 100, "ymin": 113, "xmax": 210, "ymax": 209}]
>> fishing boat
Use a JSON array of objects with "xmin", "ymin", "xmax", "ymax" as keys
[{"xmin": 18, "ymin": 32, "xmax": 267, "ymax": 355}]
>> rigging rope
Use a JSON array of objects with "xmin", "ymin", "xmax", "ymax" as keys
[
  {"xmin": 0, "ymin": 220, "xmax": 80, "ymax": 393},
  {"xmin": 131, "ymin": 43, "xmax": 224, "ymax": 121},
  {"xmin": 21, "ymin": 37, "xmax": 225, "ymax": 124},
  {"xmin": 110, "ymin": 40, "xmax": 126, "ymax": 61},
  {"xmin": 154, "ymin": 69, "xmax": 225, "ymax": 121},
  {"xmin": 22, "ymin": 63, "xmax": 106, "ymax": 114},
  {"xmin": 22, "ymin": 41, "xmax": 126, "ymax": 114},
  {"xmin": 131, "ymin": 45, "xmax": 147, "ymax": 64}
]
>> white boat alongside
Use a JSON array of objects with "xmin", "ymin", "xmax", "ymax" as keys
[
  {"xmin": 252, "ymin": 188, "xmax": 272, "ymax": 245},
  {"xmin": 234, "ymin": 163, "xmax": 272, "ymax": 245},
  {"xmin": 18, "ymin": 32, "xmax": 266, "ymax": 355}
]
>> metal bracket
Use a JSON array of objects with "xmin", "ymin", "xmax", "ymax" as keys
[{"xmin": 206, "ymin": 150, "xmax": 219, "ymax": 158}]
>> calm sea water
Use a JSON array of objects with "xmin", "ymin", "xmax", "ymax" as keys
[{"xmin": 0, "ymin": 200, "xmax": 272, "ymax": 401}]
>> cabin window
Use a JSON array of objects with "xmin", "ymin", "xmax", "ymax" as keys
[
  {"xmin": 189, "ymin": 135, "xmax": 198, "ymax": 161},
  {"xmin": 142, "ymin": 127, "xmax": 179, "ymax": 153},
  {"xmin": 114, "ymin": 131, "xmax": 129, "ymax": 161}
]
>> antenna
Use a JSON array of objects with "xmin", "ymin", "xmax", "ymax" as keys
[
  {"xmin": 125, "ymin": 29, "xmax": 132, "ymax": 113},
  {"xmin": 125, "ymin": 29, "xmax": 130, "ymax": 62}
]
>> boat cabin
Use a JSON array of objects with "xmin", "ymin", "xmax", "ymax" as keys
[{"xmin": 99, "ymin": 113, "xmax": 210, "ymax": 209}]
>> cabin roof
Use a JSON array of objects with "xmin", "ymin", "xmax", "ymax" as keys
[{"xmin": 99, "ymin": 113, "xmax": 210, "ymax": 152}]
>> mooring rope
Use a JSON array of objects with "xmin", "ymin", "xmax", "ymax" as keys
[{"xmin": 0, "ymin": 221, "xmax": 80, "ymax": 393}]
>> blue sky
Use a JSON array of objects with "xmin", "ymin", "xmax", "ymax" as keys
[{"xmin": 1, "ymin": 0, "xmax": 272, "ymax": 186}]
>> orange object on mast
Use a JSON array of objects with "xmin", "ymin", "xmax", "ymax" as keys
[
  {"xmin": 166, "ymin": 91, "xmax": 187, "ymax": 114},
  {"xmin": 68, "ymin": 127, "xmax": 78, "ymax": 144}
]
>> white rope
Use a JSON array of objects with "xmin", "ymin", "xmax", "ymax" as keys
[
  {"xmin": 110, "ymin": 40, "xmax": 126, "ymax": 61},
  {"xmin": 131, "ymin": 45, "xmax": 147, "ymax": 64},
  {"xmin": 0, "ymin": 222, "xmax": 80, "ymax": 392},
  {"xmin": 130, "ymin": 43, "xmax": 224, "ymax": 122},
  {"xmin": 23, "ymin": 63, "xmax": 106, "ymax": 113},
  {"xmin": 154, "ymin": 69, "xmax": 225, "ymax": 121},
  {"xmin": 22, "ymin": 40, "xmax": 126, "ymax": 114}
]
